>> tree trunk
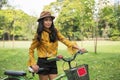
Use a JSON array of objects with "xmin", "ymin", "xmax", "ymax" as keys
[
  {"xmin": 12, "ymin": 34, "xmax": 14, "ymax": 48},
  {"xmin": 94, "ymin": 25, "xmax": 98, "ymax": 54},
  {"xmin": 2, "ymin": 32, "xmax": 5, "ymax": 48}
]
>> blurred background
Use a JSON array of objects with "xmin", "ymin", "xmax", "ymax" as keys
[
  {"xmin": 0, "ymin": 0, "xmax": 120, "ymax": 80},
  {"xmin": 0, "ymin": 0, "xmax": 120, "ymax": 42}
]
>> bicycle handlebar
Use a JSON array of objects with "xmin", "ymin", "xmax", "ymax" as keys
[
  {"xmin": 48, "ymin": 50, "xmax": 88, "ymax": 62},
  {"xmin": 62, "ymin": 50, "xmax": 87, "ymax": 62},
  {"xmin": 28, "ymin": 50, "xmax": 88, "ymax": 73},
  {"xmin": 28, "ymin": 67, "xmax": 46, "ymax": 73}
]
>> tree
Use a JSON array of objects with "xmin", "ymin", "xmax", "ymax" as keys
[
  {"xmin": 44, "ymin": 0, "xmax": 94, "ymax": 40},
  {"xmin": 0, "ymin": 9, "xmax": 37, "ymax": 42},
  {"xmin": 99, "ymin": 5, "xmax": 120, "ymax": 40},
  {"xmin": 0, "ymin": 13, "xmax": 5, "ymax": 40},
  {"xmin": 0, "ymin": 0, "xmax": 7, "ymax": 9}
]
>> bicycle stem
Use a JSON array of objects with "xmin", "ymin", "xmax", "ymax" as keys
[
  {"xmin": 62, "ymin": 51, "xmax": 85, "ymax": 69},
  {"xmin": 68, "ymin": 61, "xmax": 72, "ymax": 69}
]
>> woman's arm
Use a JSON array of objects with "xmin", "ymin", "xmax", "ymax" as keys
[
  {"xmin": 72, "ymin": 45, "xmax": 86, "ymax": 53},
  {"xmin": 28, "ymin": 34, "xmax": 40, "ymax": 73},
  {"xmin": 57, "ymin": 30, "xmax": 86, "ymax": 54},
  {"xmin": 28, "ymin": 34, "xmax": 39, "ymax": 66}
]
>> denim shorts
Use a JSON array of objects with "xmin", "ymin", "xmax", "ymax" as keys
[{"xmin": 37, "ymin": 57, "xmax": 58, "ymax": 75}]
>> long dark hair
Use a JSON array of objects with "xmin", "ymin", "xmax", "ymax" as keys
[{"xmin": 37, "ymin": 19, "xmax": 58, "ymax": 42}]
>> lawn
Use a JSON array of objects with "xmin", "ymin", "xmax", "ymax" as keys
[{"xmin": 0, "ymin": 40, "xmax": 120, "ymax": 80}]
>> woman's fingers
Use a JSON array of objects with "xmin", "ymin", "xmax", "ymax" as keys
[
  {"xmin": 32, "ymin": 65, "xmax": 39, "ymax": 73},
  {"xmin": 80, "ymin": 48, "xmax": 87, "ymax": 53}
]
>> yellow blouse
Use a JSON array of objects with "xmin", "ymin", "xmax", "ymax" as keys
[{"xmin": 28, "ymin": 30, "xmax": 77, "ymax": 66}]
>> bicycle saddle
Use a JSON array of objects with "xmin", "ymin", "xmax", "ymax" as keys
[{"xmin": 4, "ymin": 70, "xmax": 26, "ymax": 76}]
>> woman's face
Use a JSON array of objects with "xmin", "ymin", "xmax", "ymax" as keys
[{"xmin": 43, "ymin": 17, "xmax": 53, "ymax": 28}]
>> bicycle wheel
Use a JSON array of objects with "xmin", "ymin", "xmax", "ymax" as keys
[{"xmin": 4, "ymin": 78, "xmax": 19, "ymax": 80}]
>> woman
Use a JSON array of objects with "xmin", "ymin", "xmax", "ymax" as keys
[{"xmin": 28, "ymin": 11, "xmax": 86, "ymax": 80}]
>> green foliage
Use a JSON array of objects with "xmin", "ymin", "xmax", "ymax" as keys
[
  {"xmin": 0, "ymin": 14, "xmax": 5, "ymax": 38},
  {"xmin": 98, "ymin": 5, "xmax": 120, "ymax": 40},
  {"xmin": 109, "ymin": 29, "xmax": 120, "ymax": 41},
  {"xmin": 43, "ymin": 0, "xmax": 120, "ymax": 41},
  {"xmin": 44, "ymin": 0, "xmax": 95, "ymax": 40},
  {"xmin": 0, "ymin": 0, "xmax": 8, "ymax": 9},
  {"xmin": 0, "ymin": 9, "xmax": 37, "ymax": 40}
]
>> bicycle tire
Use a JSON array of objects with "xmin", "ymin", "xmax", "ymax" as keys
[{"xmin": 4, "ymin": 78, "xmax": 19, "ymax": 80}]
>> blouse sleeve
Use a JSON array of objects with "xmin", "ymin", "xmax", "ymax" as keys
[
  {"xmin": 28, "ymin": 34, "xmax": 39, "ymax": 66},
  {"xmin": 57, "ymin": 30, "xmax": 78, "ymax": 54}
]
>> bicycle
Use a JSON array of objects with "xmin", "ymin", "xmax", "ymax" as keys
[
  {"xmin": 48, "ymin": 50, "xmax": 90, "ymax": 80},
  {"xmin": 2, "ymin": 50, "xmax": 89, "ymax": 80},
  {"xmin": 2, "ymin": 68, "xmax": 45, "ymax": 80}
]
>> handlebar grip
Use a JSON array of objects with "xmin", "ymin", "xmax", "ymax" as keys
[
  {"xmin": 28, "ymin": 66, "xmax": 34, "ymax": 73},
  {"xmin": 77, "ymin": 50, "xmax": 88, "ymax": 54},
  {"xmin": 28, "ymin": 67, "xmax": 45, "ymax": 73}
]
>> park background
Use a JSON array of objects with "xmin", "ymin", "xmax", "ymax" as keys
[{"xmin": 0, "ymin": 0, "xmax": 120, "ymax": 80}]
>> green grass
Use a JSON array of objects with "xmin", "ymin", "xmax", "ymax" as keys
[{"xmin": 0, "ymin": 41, "xmax": 120, "ymax": 80}]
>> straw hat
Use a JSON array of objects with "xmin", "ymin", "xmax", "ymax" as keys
[{"xmin": 37, "ymin": 11, "xmax": 55, "ymax": 22}]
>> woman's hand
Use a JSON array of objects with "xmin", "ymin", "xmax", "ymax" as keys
[
  {"xmin": 79, "ymin": 48, "xmax": 87, "ymax": 53},
  {"xmin": 73, "ymin": 45, "xmax": 87, "ymax": 53},
  {"xmin": 31, "ymin": 64, "xmax": 39, "ymax": 73}
]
